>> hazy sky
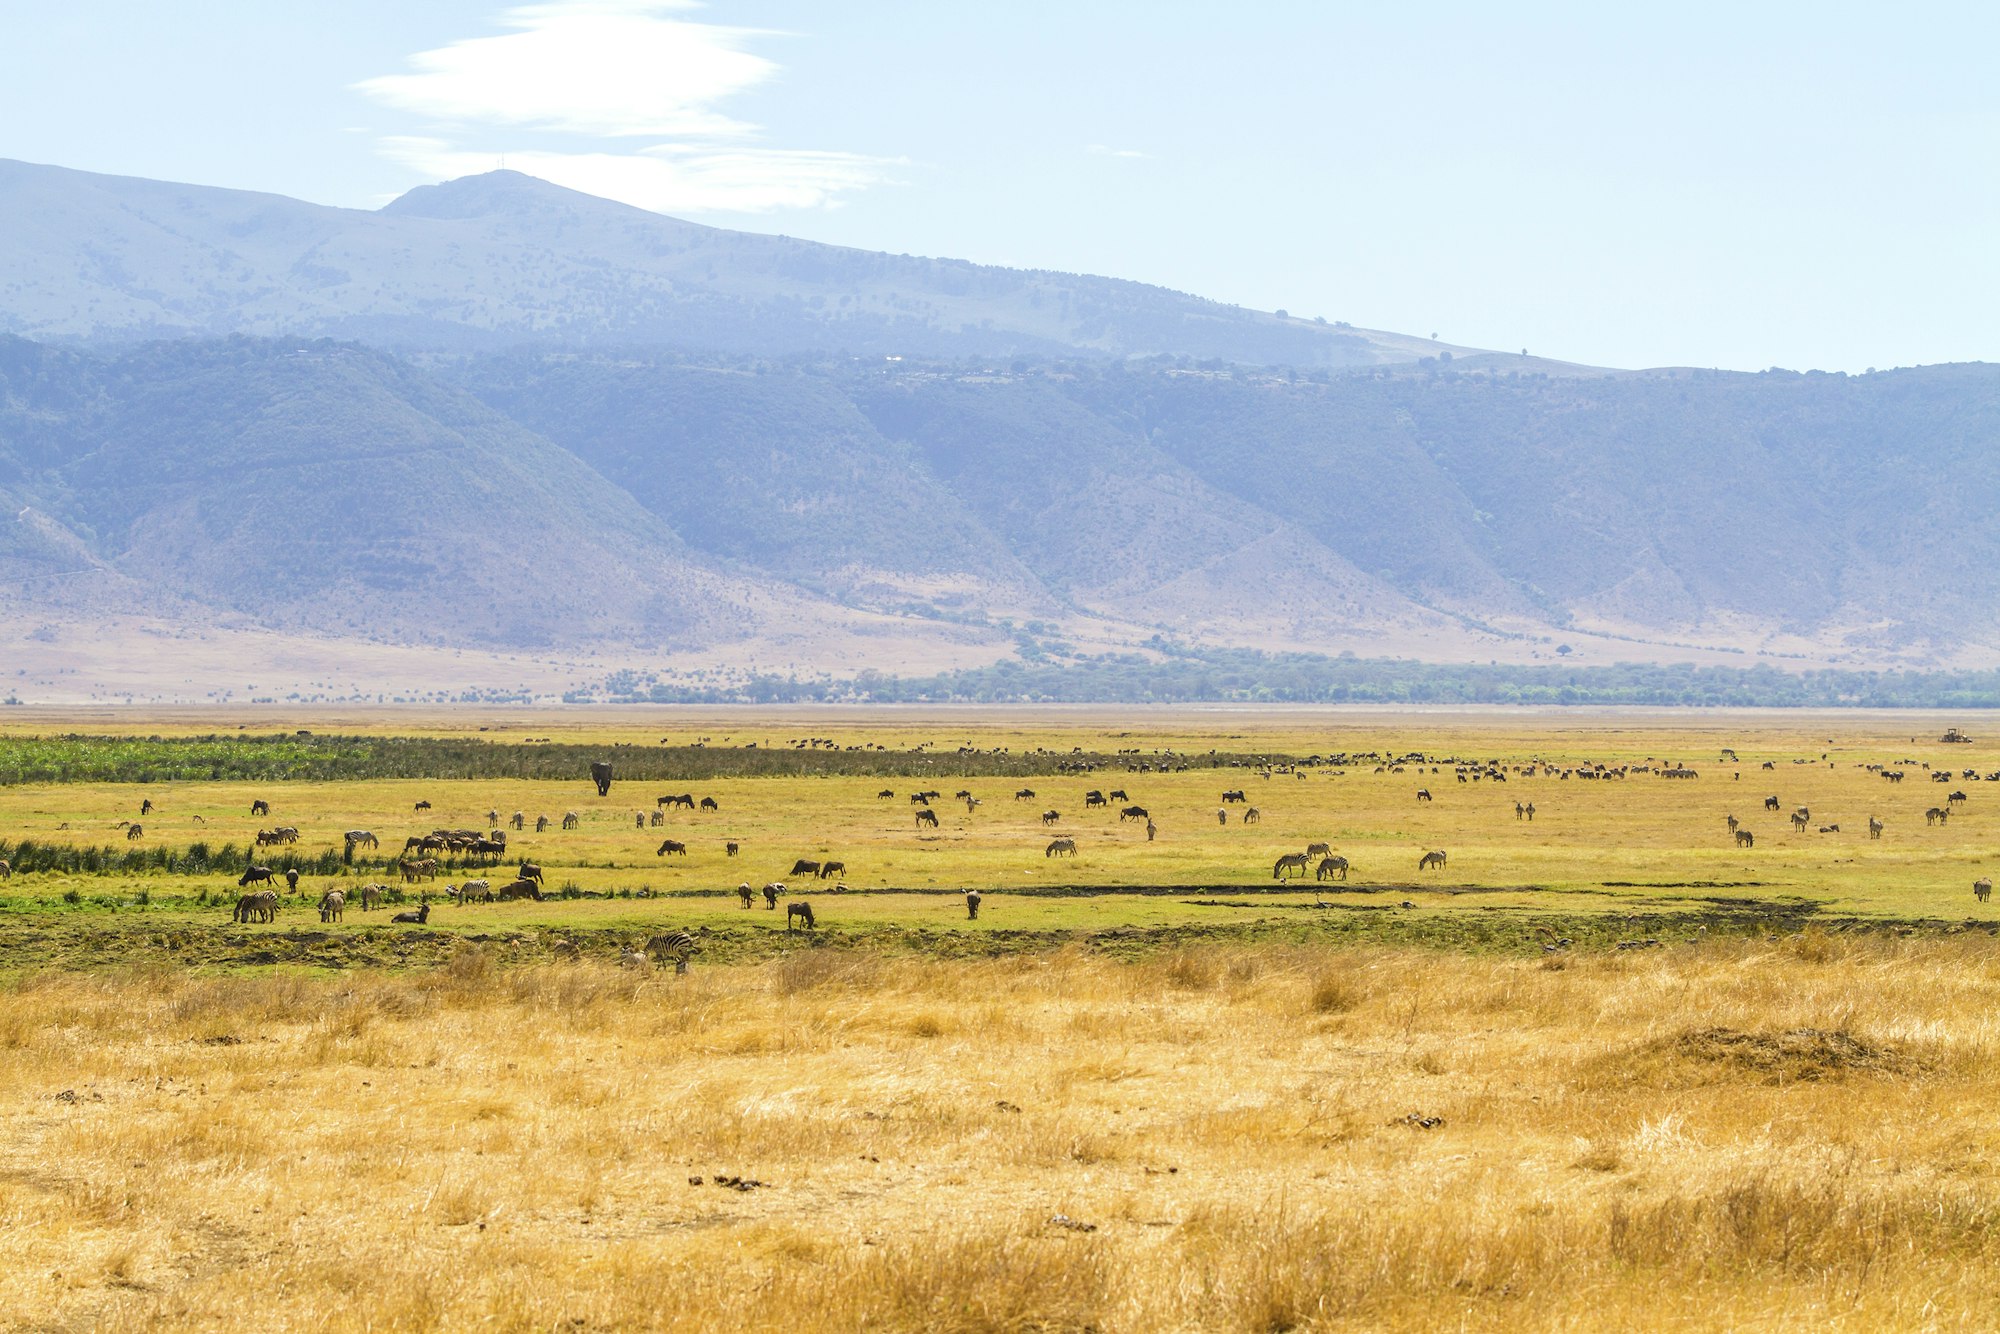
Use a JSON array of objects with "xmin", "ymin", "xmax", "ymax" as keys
[{"xmin": 2, "ymin": 1, "xmax": 1994, "ymax": 371}]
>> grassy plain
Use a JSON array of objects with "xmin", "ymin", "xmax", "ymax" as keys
[{"xmin": 3, "ymin": 708, "xmax": 2000, "ymax": 1329}]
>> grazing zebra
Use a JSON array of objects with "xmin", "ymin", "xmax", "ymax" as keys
[
  {"xmin": 318, "ymin": 890, "xmax": 345, "ymax": 923},
  {"xmin": 1273, "ymin": 853, "xmax": 1310, "ymax": 879},
  {"xmin": 233, "ymin": 890, "xmax": 278, "ymax": 923},
  {"xmin": 1316, "ymin": 856, "xmax": 1349, "ymax": 881},
  {"xmin": 1735, "ymin": 829, "xmax": 1755, "ymax": 848},
  {"xmin": 1243, "ymin": 808, "xmax": 1260, "ymax": 824},
  {"xmin": 738, "ymin": 883, "xmax": 755, "ymax": 908},
  {"xmin": 1868, "ymin": 817, "xmax": 1884, "ymax": 839},
  {"xmin": 1977, "ymin": 878, "xmax": 1993, "ymax": 904},
  {"xmin": 562, "ymin": 812, "xmax": 580, "ymax": 830},
  {"xmin": 966, "ymin": 890, "xmax": 982, "ymax": 920},
  {"xmin": 1045, "ymin": 837, "xmax": 1077, "ymax": 858},
  {"xmin": 536, "ymin": 815, "xmax": 551, "ymax": 833},
  {"xmin": 345, "ymin": 830, "xmax": 379, "ymax": 849},
  {"xmin": 510, "ymin": 812, "xmax": 525, "ymax": 830},
  {"xmin": 646, "ymin": 930, "xmax": 700, "ymax": 974},
  {"xmin": 1418, "ymin": 849, "xmax": 1447, "ymax": 871},
  {"xmin": 648, "ymin": 810, "xmax": 664, "ymax": 827},
  {"xmin": 787, "ymin": 901, "xmax": 816, "ymax": 933},
  {"xmin": 1305, "ymin": 842, "xmax": 1332, "ymax": 858}
]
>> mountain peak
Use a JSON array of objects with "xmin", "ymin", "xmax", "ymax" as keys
[{"xmin": 379, "ymin": 170, "xmax": 648, "ymax": 221}]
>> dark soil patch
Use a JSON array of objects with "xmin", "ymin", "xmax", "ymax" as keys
[{"xmin": 1591, "ymin": 1025, "xmax": 1919, "ymax": 1089}]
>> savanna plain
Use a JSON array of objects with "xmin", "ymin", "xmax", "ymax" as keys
[{"xmin": 4, "ymin": 706, "xmax": 2000, "ymax": 1332}]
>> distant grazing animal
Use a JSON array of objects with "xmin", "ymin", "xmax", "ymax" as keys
[
  {"xmin": 1273, "ymin": 853, "xmax": 1310, "ymax": 879},
  {"xmin": 1046, "ymin": 837, "xmax": 1077, "ymax": 858},
  {"xmin": 791, "ymin": 859, "xmax": 822, "ymax": 877},
  {"xmin": 738, "ymin": 883, "xmax": 755, "ymax": 908},
  {"xmin": 140, "ymin": 799, "xmax": 153, "ymax": 816},
  {"xmin": 763, "ymin": 882, "xmax": 785, "ymax": 909},
  {"xmin": 911, "ymin": 793, "xmax": 930, "ymax": 806},
  {"xmin": 1416, "ymin": 789, "xmax": 1432, "ymax": 802},
  {"xmin": 787, "ymin": 901, "xmax": 816, "ymax": 933},
  {"xmin": 1868, "ymin": 817, "xmax": 1884, "ymax": 839},
  {"xmin": 1949, "ymin": 790, "xmax": 1969, "ymax": 808},
  {"xmin": 648, "ymin": 810, "xmax": 664, "ymax": 827},
  {"xmin": 1305, "ymin": 842, "xmax": 1331, "ymax": 859},
  {"xmin": 700, "ymin": 796, "xmax": 719, "ymax": 812},
  {"xmin": 518, "ymin": 862, "xmax": 545, "ymax": 885},
  {"xmin": 345, "ymin": 830, "xmax": 378, "ymax": 849},
  {"xmin": 536, "ymin": 815, "xmax": 551, "ymax": 833},
  {"xmin": 1015, "ymin": 789, "xmax": 1036, "ymax": 801},
  {"xmin": 283, "ymin": 868, "xmax": 299, "ymax": 893},
  {"xmin": 657, "ymin": 794, "xmax": 695, "ymax": 809},
  {"xmin": 1242, "ymin": 808, "xmax": 1260, "ymax": 824},
  {"xmin": 1085, "ymin": 791, "xmax": 1107, "ymax": 808},
  {"xmin": 126, "ymin": 823, "xmax": 143, "ymax": 841},
  {"xmin": 656, "ymin": 839, "xmax": 688, "ymax": 857},
  {"xmin": 635, "ymin": 811, "xmax": 647, "ymax": 829},
  {"xmin": 496, "ymin": 878, "xmax": 542, "ymax": 901},
  {"xmin": 591, "ymin": 761, "xmax": 614, "ymax": 797},
  {"xmin": 1764, "ymin": 795, "xmax": 1781, "ymax": 811},
  {"xmin": 1927, "ymin": 807, "xmax": 1948, "ymax": 826},
  {"xmin": 390, "ymin": 902, "xmax": 431, "ymax": 925},
  {"xmin": 251, "ymin": 799, "xmax": 271, "ymax": 817},
  {"xmin": 1217, "ymin": 809, "xmax": 1228, "ymax": 825},
  {"xmin": 1316, "ymin": 856, "xmax": 1350, "ymax": 881},
  {"xmin": 647, "ymin": 930, "xmax": 700, "ymax": 974},
  {"xmin": 1735, "ymin": 829, "xmax": 1755, "ymax": 848},
  {"xmin": 726, "ymin": 841, "xmax": 739, "ymax": 857},
  {"xmin": 233, "ymin": 890, "xmax": 278, "ymax": 923},
  {"xmin": 414, "ymin": 800, "xmax": 431, "ymax": 813},
  {"xmin": 1222, "ymin": 790, "xmax": 1247, "ymax": 803},
  {"xmin": 966, "ymin": 890, "xmax": 982, "ymax": 920},
  {"xmin": 0, "ymin": 860, "xmax": 9, "ymax": 880},
  {"xmin": 238, "ymin": 865, "xmax": 276, "ymax": 889},
  {"xmin": 1041, "ymin": 809, "xmax": 1061, "ymax": 825},
  {"xmin": 1978, "ymin": 878, "xmax": 1993, "ymax": 904},
  {"xmin": 819, "ymin": 860, "xmax": 845, "ymax": 880},
  {"xmin": 318, "ymin": 890, "xmax": 344, "ymax": 923},
  {"xmin": 457, "ymin": 879, "xmax": 492, "ymax": 904},
  {"xmin": 1109, "ymin": 789, "xmax": 1129, "ymax": 801},
  {"xmin": 562, "ymin": 812, "xmax": 580, "ymax": 830},
  {"xmin": 916, "ymin": 809, "xmax": 939, "ymax": 829},
  {"xmin": 878, "ymin": 790, "xmax": 895, "ymax": 800},
  {"xmin": 1119, "ymin": 805, "xmax": 1149, "ymax": 821},
  {"xmin": 357, "ymin": 884, "xmax": 386, "ymax": 911},
  {"xmin": 510, "ymin": 812, "xmax": 525, "ymax": 830},
  {"xmin": 1418, "ymin": 849, "xmax": 1448, "ymax": 872}
]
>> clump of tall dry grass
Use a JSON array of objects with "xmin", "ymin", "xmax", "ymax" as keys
[{"xmin": 3, "ymin": 936, "xmax": 2000, "ymax": 1331}]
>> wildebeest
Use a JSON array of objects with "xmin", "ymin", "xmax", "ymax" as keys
[
  {"xmin": 647, "ymin": 930, "xmax": 700, "ymax": 974},
  {"xmin": 1416, "ymin": 789, "xmax": 1432, "ymax": 803},
  {"xmin": 763, "ymin": 882, "xmax": 786, "ymax": 909},
  {"xmin": 0, "ymin": 860, "xmax": 10, "ymax": 880},
  {"xmin": 656, "ymin": 839, "xmax": 688, "ymax": 857},
  {"xmin": 1045, "ymin": 838, "xmax": 1077, "ymax": 858},
  {"xmin": 966, "ymin": 890, "xmax": 983, "ymax": 920},
  {"xmin": 787, "ymin": 901, "xmax": 816, "ymax": 933},
  {"xmin": 283, "ymin": 868, "xmax": 299, "ymax": 893},
  {"xmin": 251, "ymin": 799, "xmax": 271, "ymax": 817},
  {"xmin": 1015, "ymin": 788, "xmax": 1036, "ymax": 801},
  {"xmin": 562, "ymin": 812, "xmax": 580, "ymax": 830},
  {"xmin": 415, "ymin": 800, "xmax": 431, "ymax": 813},
  {"xmin": 700, "ymin": 796, "xmax": 719, "ymax": 812},
  {"xmin": 1222, "ymin": 789, "xmax": 1247, "ymax": 803},
  {"xmin": 657, "ymin": 793, "xmax": 695, "ymax": 809},
  {"xmin": 318, "ymin": 890, "xmax": 345, "ymax": 923},
  {"xmin": 125, "ymin": 823, "xmax": 143, "ymax": 841},
  {"xmin": 1041, "ymin": 809, "xmax": 1061, "ymax": 825},
  {"xmin": 1418, "ymin": 849, "xmax": 1447, "ymax": 871},
  {"xmin": 233, "ymin": 890, "xmax": 278, "ymax": 923},
  {"xmin": 1978, "ymin": 878, "xmax": 1993, "ymax": 904},
  {"xmin": 591, "ymin": 760, "xmax": 614, "ymax": 796},
  {"xmin": 737, "ymin": 883, "xmax": 755, "ymax": 908},
  {"xmin": 495, "ymin": 878, "xmax": 542, "ymax": 901},
  {"xmin": 391, "ymin": 902, "xmax": 431, "ymax": 925},
  {"xmin": 1084, "ymin": 791, "xmax": 1108, "ymax": 808},
  {"xmin": 911, "ymin": 793, "xmax": 931, "ymax": 806},
  {"xmin": 1949, "ymin": 790, "xmax": 1969, "ymax": 808},
  {"xmin": 238, "ymin": 865, "xmax": 276, "ymax": 889},
  {"xmin": 1735, "ymin": 829, "xmax": 1755, "ymax": 847},
  {"xmin": 1273, "ymin": 853, "xmax": 1310, "ymax": 879},
  {"xmin": 1316, "ymin": 856, "xmax": 1350, "ymax": 881},
  {"xmin": 1119, "ymin": 805, "xmax": 1149, "ymax": 822},
  {"xmin": 726, "ymin": 841, "xmax": 740, "ymax": 857},
  {"xmin": 1764, "ymin": 795, "xmax": 1781, "ymax": 811},
  {"xmin": 819, "ymin": 860, "xmax": 845, "ymax": 879},
  {"xmin": 518, "ymin": 862, "xmax": 545, "ymax": 885},
  {"xmin": 878, "ymin": 790, "xmax": 895, "ymax": 800},
  {"xmin": 140, "ymin": 798, "xmax": 153, "ymax": 816},
  {"xmin": 916, "ymin": 809, "xmax": 939, "ymax": 829},
  {"xmin": 1108, "ymin": 789, "xmax": 1129, "ymax": 801},
  {"xmin": 790, "ymin": 859, "xmax": 822, "ymax": 877}
]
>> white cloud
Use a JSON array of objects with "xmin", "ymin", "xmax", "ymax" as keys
[
  {"xmin": 1086, "ymin": 144, "xmax": 1152, "ymax": 160},
  {"xmin": 357, "ymin": 1, "xmax": 892, "ymax": 213},
  {"xmin": 380, "ymin": 136, "xmax": 896, "ymax": 213}
]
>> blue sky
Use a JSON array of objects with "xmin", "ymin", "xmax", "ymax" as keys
[{"xmin": 2, "ymin": 1, "xmax": 1994, "ymax": 371}]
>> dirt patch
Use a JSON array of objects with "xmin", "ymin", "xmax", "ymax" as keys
[{"xmin": 1590, "ymin": 1026, "xmax": 1918, "ymax": 1089}]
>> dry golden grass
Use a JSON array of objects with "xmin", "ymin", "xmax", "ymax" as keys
[{"xmin": 5, "ymin": 936, "xmax": 2000, "ymax": 1331}]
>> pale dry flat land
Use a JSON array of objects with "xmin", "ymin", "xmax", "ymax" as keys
[{"xmin": 2, "ymin": 709, "xmax": 1999, "ymax": 1330}]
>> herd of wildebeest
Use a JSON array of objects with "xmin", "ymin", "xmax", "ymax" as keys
[{"xmin": 4, "ymin": 733, "xmax": 1994, "ymax": 970}]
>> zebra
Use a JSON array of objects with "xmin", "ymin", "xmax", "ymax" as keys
[
  {"xmin": 1418, "ymin": 849, "xmax": 1447, "ymax": 871},
  {"xmin": 1273, "ymin": 853, "xmax": 1310, "ymax": 879},
  {"xmin": 646, "ymin": 930, "xmax": 700, "ymax": 974}
]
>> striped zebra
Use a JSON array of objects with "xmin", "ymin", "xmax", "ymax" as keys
[{"xmin": 646, "ymin": 930, "xmax": 701, "ymax": 974}]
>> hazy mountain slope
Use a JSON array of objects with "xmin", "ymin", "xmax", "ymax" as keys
[
  {"xmin": 0, "ymin": 159, "xmax": 1474, "ymax": 368},
  {"xmin": 0, "ymin": 338, "xmax": 796, "ymax": 648}
]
